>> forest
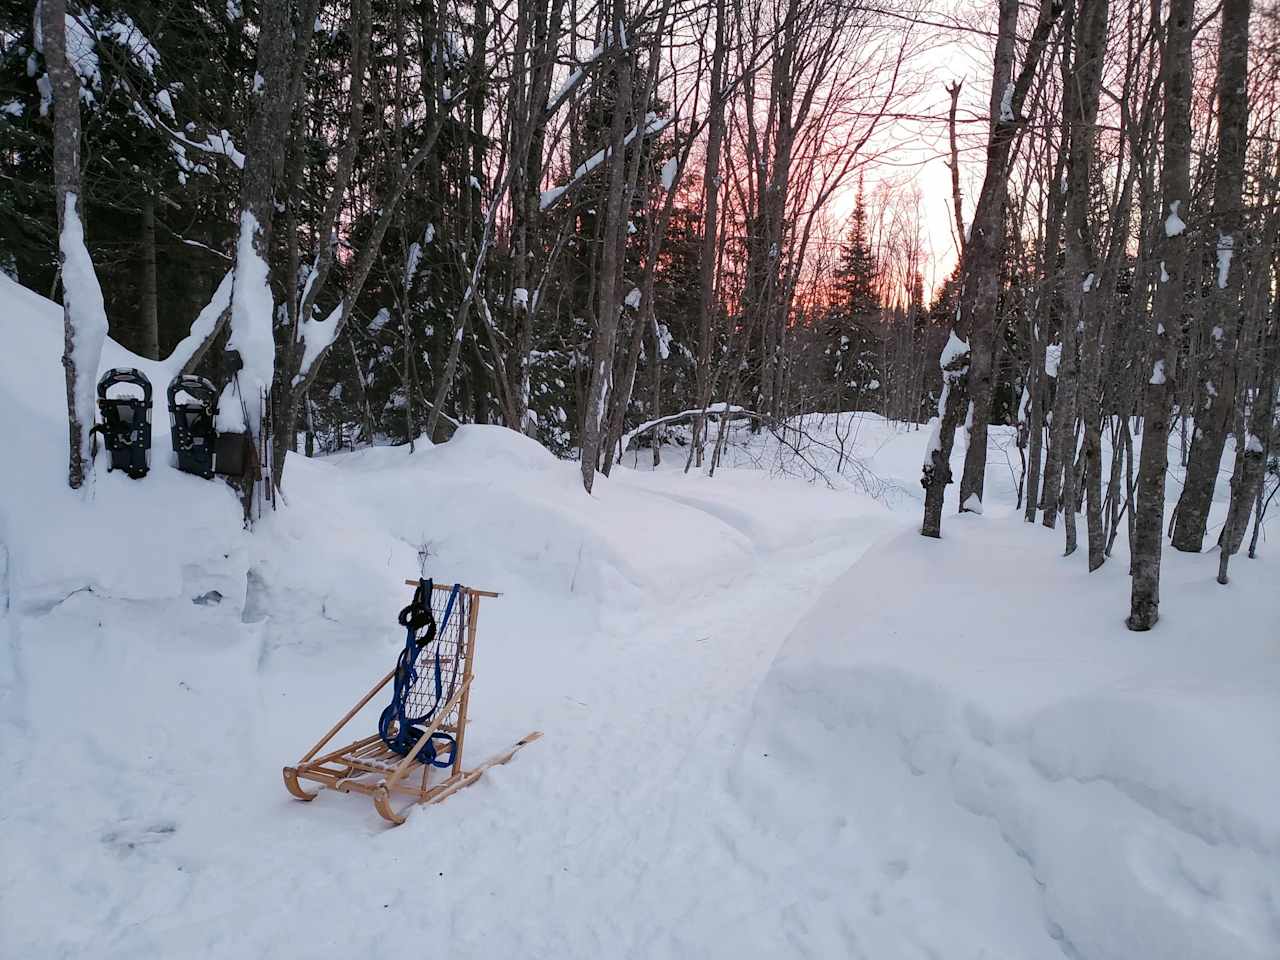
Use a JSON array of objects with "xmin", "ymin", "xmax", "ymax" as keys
[{"xmin": 3, "ymin": 2, "xmax": 1280, "ymax": 955}]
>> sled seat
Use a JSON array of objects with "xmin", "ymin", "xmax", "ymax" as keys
[{"xmin": 283, "ymin": 581, "xmax": 541, "ymax": 824}]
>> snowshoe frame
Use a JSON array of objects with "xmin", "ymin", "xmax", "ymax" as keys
[{"xmin": 95, "ymin": 368, "xmax": 153, "ymax": 479}]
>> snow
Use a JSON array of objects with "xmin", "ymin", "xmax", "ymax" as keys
[
  {"xmin": 542, "ymin": 114, "xmax": 669, "ymax": 210},
  {"xmin": 1165, "ymin": 200, "xmax": 1187, "ymax": 237},
  {"xmin": 101, "ymin": 15, "xmax": 161, "ymax": 74},
  {"xmin": 939, "ymin": 330, "xmax": 969, "ymax": 371},
  {"xmin": 660, "ymin": 156, "xmax": 679, "ymax": 191},
  {"xmin": 166, "ymin": 269, "xmax": 233, "ymax": 372},
  {"xmin": 404, "ymin": 241, "xmax": 422, "ymax": 289},
  {"xmin": 1150, "ymin": 359, "xmax": 1167, "ymax": 385},
  {"xmin": 58, "ymin": 195, "xmax": 110, "ymax": 471},
  {"xmin": 297, "ymin": 303, "xmax": 343, "ymax": 381},
  {"xmin": 546, "ymin": 47, "xmax": 604, "ymax": 112},
  {"xmin": 623, "ymin": 286, "xmax": 642, "ymax": 309},
  {"xmin": 222, "ymin": 212, "xmax": 276, "ymax": 432},
  {"xmin": 154, "ymin": 87, "xmax": 175, "ymax": 118},
  {"xmin": 962, "ymin": 492, "xmax": 983, "ymax": 513},
  {"xmin": 999, "ymin": 82, "xmax": 1015, "ymax": 122},
  {"xmin": 2, "ymin": 277, "xmax": 1278, "ymax": 959},
  {"xmin": 1045, "ymin": 342, "xmax": 1062, "ymax": 378},
  {"xmin": 202, "ymin": 129, "xmax": 245, "ymax": 169},
  {"xmin": 1217, "ymin": 233, "xmax": 1234, "ymax": 289}
]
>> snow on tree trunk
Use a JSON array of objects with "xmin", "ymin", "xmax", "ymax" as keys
[
  {"xmin": 42, "ymin": 0, "xmax": 108, "ymax": 490},
  {"xmin": 220, "ymin": 211, "xmax": 275, "ymax": 433},
  {"xmin": 218, "ymin": 0, "xmax": 293, "ymax": 442},
  {"xmin": 1128, "ymin": 0, "xmax": 1193, "ymax": 631},
  {"xmin": 1170, "ymin": 0, "xmax": 1251, "ymax": 553}
]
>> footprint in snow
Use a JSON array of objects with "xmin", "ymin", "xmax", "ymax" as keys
[{"xmin": 101, "ymin": 819, "xmax": 178, "ymax": 854}]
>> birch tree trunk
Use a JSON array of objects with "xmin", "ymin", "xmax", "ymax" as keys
[
  {"xmin": 1128, "ymin": 0, "xmax": 1193, "ymax": 631},
  {"xmin": 1170, "ymin": 0, "xmax": 1251, "ymax": 552},
  {"xmin": 43, "ymin": 0, "xmax": 109, "ymax": 490}
]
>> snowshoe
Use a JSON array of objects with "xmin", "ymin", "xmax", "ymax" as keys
[
  {"xmin": 167, "ymin": 375, "xmax": 218, "ymax": 479},
  {"xmin": 95, "ymin": 368, "xmax": 152, "ymax": 479}
]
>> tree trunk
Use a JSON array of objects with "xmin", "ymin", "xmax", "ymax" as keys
[
  {"xmin": 579, "ymin": 14, "xmax": 635, "ymax": 493},
  {"xmin": 1047, "ymin": 0, "xmax": 1109, "ymax": 568},
  {"xmin": 140, "ymin": 194, "xmax": 160, "ymax": 360},
  {"xmin": 1128, "ymin": 0, "xmax": 1193, "ymax": 631},
  {"xmin": 1218, "ymin": 299, "xmax": 1278, "ymax": 571},
  {"xmin": 1170, "ymin": 0, "xmax": 1251, "ymax": 552},
  {"xmin": 690, "ymin": 0, "xmax": 727, "ymax": 470},
  {"xmin": 43, "ymin": 0, "xmax": 109, "ymax": 490},
  {"xmin": 924, "ymin": 0, "xmax": 1061, "ymax": 535},
  {"xmin": 221, "ymin": 0, "xmax": 295, "ymax": 446}
]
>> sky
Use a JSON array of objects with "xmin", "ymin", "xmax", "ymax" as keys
[{"xmin": 830, "ymin": 2, "xmax": 999, "ymax": 302}]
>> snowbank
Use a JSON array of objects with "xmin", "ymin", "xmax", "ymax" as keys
[
  {"xmin": 732, "ymin": 519, "xmax": 1280, "ymax": 959},
  {"xmin": 0, "ymin": 275, "xmax": 246, "ymax": 612}
]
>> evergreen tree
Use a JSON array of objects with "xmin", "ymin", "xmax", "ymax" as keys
[{"xmin": 822, "ymin": 182, "xmax": 882, "ymax": 410}]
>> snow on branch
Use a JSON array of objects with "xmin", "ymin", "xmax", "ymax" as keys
[
  {"xmin": 545, "ymin": 45, "xmax": 607, "ymax": 116},
  {"xmin": 166, "ymin": 269, "xmax": 233, "ymax": 371},
  {"xmin": 296, "ymin": 303, "xmax": 344, "ymax": 384},
  {"xmin": 541, "ymin": 113, "xmax": 670, "ymax": 210},
  {"xmin": 620, "ymin": 402, "xmax": 754, "ymax": 453}
]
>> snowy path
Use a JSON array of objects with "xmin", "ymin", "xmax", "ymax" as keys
[
  {"xmin": 261, "ymin": 499, "xmax": 902, "ymax": 957},
  {"xmin": 2, "ymin": 462, "xmax": 903, "ymax": 959}
]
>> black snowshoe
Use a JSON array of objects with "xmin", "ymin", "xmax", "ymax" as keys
[
  {"xmin": 167, "ymin": 375, "xmax": 219, "ymax": 479},
  {"xmin": 94, "ymin": 368, "xmax": 153, "ymax": 479}
]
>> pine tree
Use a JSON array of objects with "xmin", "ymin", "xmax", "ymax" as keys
[{"xmin": 822, "ymin": 183, "xmax": 881, "ymax": 410}]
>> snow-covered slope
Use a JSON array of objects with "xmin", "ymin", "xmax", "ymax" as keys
[{"xmin": 2, "ymin": 276, "xmax": 1276, "ymax": 959}]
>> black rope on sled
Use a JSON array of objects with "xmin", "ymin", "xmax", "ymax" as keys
[{"xmin": 378, "ymin": 579, "xmax": 462, "ymax": 767}]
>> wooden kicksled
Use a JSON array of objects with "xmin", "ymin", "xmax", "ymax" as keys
[{"xmin": 283, "ymin": 580, "xmax": 541, "ymax": 825}]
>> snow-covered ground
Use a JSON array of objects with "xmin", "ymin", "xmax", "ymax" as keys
[{"xmin": 2, "ymin": 273, "xmax": 1277, "ymax": 959}]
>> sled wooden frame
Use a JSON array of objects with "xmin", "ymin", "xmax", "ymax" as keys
[{"xmin": 283, "ymin": 580, "xmax": 542, "ymax": 825}]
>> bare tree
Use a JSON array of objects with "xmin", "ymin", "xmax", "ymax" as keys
[
  {"xmin": 1128, "ymin": 0, "xmax": 1193, "ymax": 631},
  {"xmin": 41, "ymin": 0, "xmax": 109, "ymax": 490},
  {"xmin": 921, "ymin": 0, "xmax": 1061, "ymax": 537},
  {"xmin": 1171, "ymin": 0, "xmax": 1252, "ymax": 552}
]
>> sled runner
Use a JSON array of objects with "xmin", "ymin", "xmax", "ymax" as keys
[
  {"xmin": 283, "ymin": 579, "xmax": 541, "ymax": 825},
  {"xmin": 94, "ymin": 368, "xmax": 152, "ymax": 479}
]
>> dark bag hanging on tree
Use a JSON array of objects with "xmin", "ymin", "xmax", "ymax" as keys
[
  {"xmin": 93, "ymin": 368, "xmax": 152, "ymax": 479},
  {"xmin": 167, "ymin": 375, "xmax": 219, "ymax": 479}
]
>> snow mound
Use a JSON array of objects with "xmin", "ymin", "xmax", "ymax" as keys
[{"xmin": 0, "ymin": 275, "xmax": 245, "ymax": 612}]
